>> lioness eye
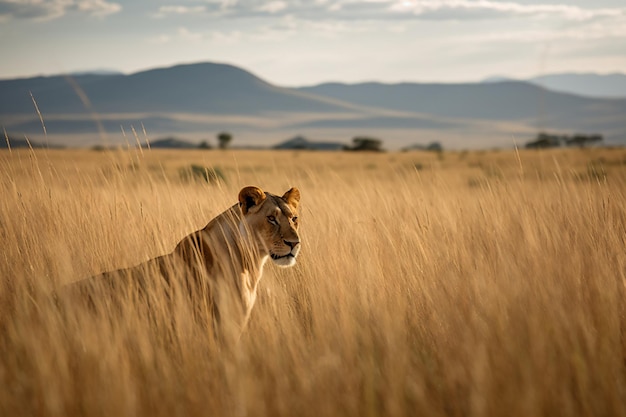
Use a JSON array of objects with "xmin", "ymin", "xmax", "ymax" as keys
[
  {"xmin": 267, "ymin": 215, "xmax": 277, "ymax": 224},
  {"xmin": 292, "ymin": 217, "xmax": 298, "ymax": 223}
]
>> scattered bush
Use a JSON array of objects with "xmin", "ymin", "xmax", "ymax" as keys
[
  {"xmin": 346, "ymin": 137, "xmax": 384, "ymax": 152},
  {"xmin": 179, "ymin": 164, "xmax": 225, "ymax": 184}
]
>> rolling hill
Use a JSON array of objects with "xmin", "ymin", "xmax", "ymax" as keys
[
  {"xmin": 0, "ymin": 62, "xmax": 360, "ymax": 115},
  {"xmin": 1, "ymin": 62, "xmax": 625, "ymax": 148},
  {"xmin": 529, "ymin": 73, "xmax": 626, "ymax": 99},
  {"xmin": 484, "ymin": 73, "xmax": 626, "ymax": 99},
  {"xmin": 297, "ymin": 81, "xmax": 626, "ymax": 125}
]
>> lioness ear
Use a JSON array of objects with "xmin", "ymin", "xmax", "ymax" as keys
[
  {"xmin": 282, "ymin": 187, "xmax": 300, "ymax": 209},
  {"xmin": 238, "ymin": 186, "xmax": 266, "ymax": 214}
]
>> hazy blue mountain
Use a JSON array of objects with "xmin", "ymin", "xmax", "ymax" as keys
[
  {"xmin": 297, "ymin": 81, "xmax": 626, "ymax": 133},
  {"xmin": 0, "ymin": 73, "xmax": 118, "ymax": 114},
  {"xmin": 482, "ymin": 73, "xmax": 626, "ymax": 98},
  {"xmin": 529, "ymin": 73, "xmax": 626, "ymax": 99},
  {"xmin": 0, "ymin": 62, "xmax": 359, "ymax": 115}
]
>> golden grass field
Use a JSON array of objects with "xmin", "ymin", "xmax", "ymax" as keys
[{"xmin": 1, "ymin": 147, "xmax": 626, "ymax": 417}]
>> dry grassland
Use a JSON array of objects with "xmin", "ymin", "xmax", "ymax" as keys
[{"xmin": 1, "ymin": 147, "xmax": 626, "ymax": 417}]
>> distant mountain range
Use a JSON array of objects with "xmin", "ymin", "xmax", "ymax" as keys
[
  {"xmin": 1, "ymin": 63, "xmax": 625, "ymax": 149},
  {"xmin": 483, "ymin": 73, "xmax": 626, "ymax": 99},
  {"xmin": 297, "ymin": 81, "xmax": 626, "ymax": 123},
  {"xmin": 296, "ymin": 81, "xmax": 626, "ymax": 146}
]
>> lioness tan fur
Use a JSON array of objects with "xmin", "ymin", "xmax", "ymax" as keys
[{"xmin": 62, "ymin": 186, "xmax": 301, "ymax": 336}]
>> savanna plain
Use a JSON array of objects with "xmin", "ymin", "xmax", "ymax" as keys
[{"xmin": 1, "ymin": 147, "xmax": 626, "ymax": 417}]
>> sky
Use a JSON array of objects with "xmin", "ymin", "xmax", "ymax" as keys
[{"xmin": 1, "ymin": 0, "xmax": 625, "ymax": 86}]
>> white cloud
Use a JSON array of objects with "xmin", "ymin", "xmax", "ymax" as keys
[
  {"xmin": 0, "ymin": 0, "xmax": 121, "ymax": 20},
  {"xmin": 153, "ymin": 0, "xmax": 624, "ymax": 24},
  {"xmin": 75, "ymin": 0, "xmax": 121, "ymax": 16},
  {"xmin": 149, "ymin": 0, "xmax": 619, "ymax": 51},
  {"xmin": 147, "ymin": 1, "xmax": 626, "ymax": 56},
  {"xmin": 462, "ymin": 19, "xmax": 626, "ymax": 43},
  {"xmin": 209, "ymin": 30, "xmax": 243, "ymax": 43},
  {"xmin": 257, "ymin": 1, "xmax": 288, "ymax": 14},
  {"xmin": 148, "ymin": 34, "xmax": 172, "ymax": 44},
  {"xmin": 211, "ymin": 0, "xmax": 239, "ymax": 10},
  {"xmin": 265, "ymin": 14, "xmax": 347, "ymax": 31},
  {"xmin": 153, "ymin": 5, "xmax": 207, "ymax": 18},
  {"xmin": 389, "ymin": 1, "xmax": 624, "ymax": 21},
  {"xmin": 149, "ymin": 27, "xmax": 244, "ymax": 44},
  {"xmin": 177, "ymin": 27, "xmax": 205, "ymax": 41}
]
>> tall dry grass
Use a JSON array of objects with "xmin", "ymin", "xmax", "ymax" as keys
[{"xmin": 1, "ymin": 147, "xmax": 626, "ymax": 417}]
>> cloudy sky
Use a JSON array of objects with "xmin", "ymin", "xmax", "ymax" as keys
[{"xmin": 1, "ymin": 0, "xmax": 625, "ymax": 86}]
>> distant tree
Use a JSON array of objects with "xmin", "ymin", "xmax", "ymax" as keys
[
  {"xmin": 217, "ymin": 132, "xmax": 233, "ymax": 149},
  {"xmin": 566, "ymin": 134, "xmax": 603, "ymax": 148},
  {"xmin": 348, "ymin": 136, "xmax": 383, "ymax": 152},
  {"xmin": 526, "ymin": 132, "xmax": 603, "ymax": 149},
  {"xmin": 198, "ymin": 140, "xmax": 212, "ymax": 149},
  {"xmin": 402, "ymin": 142, "xmax": 443, "ymax": 152},
  {"xmin": 525, "ymin": 132, "xmax": 562, "ymax": 149},
  {"xmin": 426, "ymin": 142, "xmax": 443, "ymax": 152}
]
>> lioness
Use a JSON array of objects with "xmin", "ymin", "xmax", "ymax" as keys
[{"xmin": 63, "ymin": 186, "xmax": 301, "ymax": 336}]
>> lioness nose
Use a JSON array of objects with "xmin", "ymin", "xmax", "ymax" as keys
[{"xmin": 284, "ymin": 240, "xmax": 299, "ymax": 249}]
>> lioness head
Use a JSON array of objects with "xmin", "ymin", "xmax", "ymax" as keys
[{"xmin": 238, "ymin": 186, "xmax": 301, "ymax": 267}]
